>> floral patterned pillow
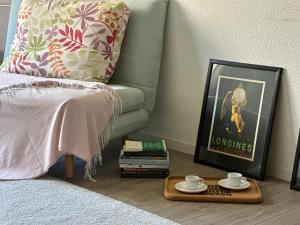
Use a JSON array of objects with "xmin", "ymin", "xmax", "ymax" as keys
[{"xmin": 0, "ymin": 0, "xmax": 130, "ymax": 83}]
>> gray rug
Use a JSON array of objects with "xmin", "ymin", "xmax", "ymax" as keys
[{"xmin": 0, "ymin": 178, "xmax": 179, "ymax": 225}]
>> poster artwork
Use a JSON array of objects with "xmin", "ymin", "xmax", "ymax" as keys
[{"xmin": 207, "ymin": 75, "xmax": 265, "ymax": 161}]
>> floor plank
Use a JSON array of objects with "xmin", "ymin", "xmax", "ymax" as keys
[{"xmin": 48, "ymin": 140, "xmax": 300, "ymax": 225}]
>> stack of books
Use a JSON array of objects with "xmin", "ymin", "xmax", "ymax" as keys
[{"xmin": 119, "ymin": 140, "xmax": 169, "ymax": 178}]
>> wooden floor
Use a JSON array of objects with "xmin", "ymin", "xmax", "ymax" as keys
[{"xmin": 49, "ymin": 140, "xmax": 300, "ymax": 225}]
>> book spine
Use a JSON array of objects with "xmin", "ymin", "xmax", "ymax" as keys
[
  {"xmin": 123, "ymin": 151, "xmax": 167, "ymax": 157},
  {"xmin": 121, "ymin": 168, "xmax": 168, "ymax": 172},
  {"xmin": 120, "ymin": 155, "xmax": 167, "ymax": 160},
  {"xmin": 119, "ymin": 158, "xmax": 169, "ymax": 165},
  {"xmin": 120, "ymin": 170, "xmax": 169, "ymax": 178},
  {"xmin": 119, "ymin": 164, "xmax": 169, "ymax": 169},
  {"xmin": 120, "ymin": 173, "xmax": 169, "ymax": 178}
]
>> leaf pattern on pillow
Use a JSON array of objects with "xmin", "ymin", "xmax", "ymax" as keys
[
  {"xmin": 16, "ymin": 23, "xmax": 28, "ymax": 51},
  {"xmin": 9, "ymin": 54, "xmax": 31, "ymax": 74},
  {"xmin": 48, "ymin": 41, "xmax": 71, "ymax": 78},
  {"xmin": 26, "ymin": 35, "xmax": 47, "ymax": 57},
  {"xmin": 71, "ymin": 3, "xmax": 98, "ymax": 29},
  {"xmin": 58, "ymin": 25, "xmax": 85, "ymax": 52},
  {"xmin": 30, "ymin": 52, "xmax": 50, "ymax": 77},
  {"xmin": 0, "ymin": 0, "xmax": 130, "ymax": 83}
]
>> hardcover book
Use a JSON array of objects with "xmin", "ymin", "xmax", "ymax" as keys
[
  {"xmin": 123, "ymin": 140, "xmax": 167, "ymax": 157},
  {"xmin": 120, "ymin": 168, "xmax": 169, "ymax": 178},
  {"xmin": 119, "ymin": 151, "xmax": 169, "ymax": 165},
  {"xmin": 121, "ymin": 168, "xmax": 168, "ymax": 172},
  {"xmin": 120, "ymin": 173, "xmax": 169, "ymax": 178},
  {"xmin": 120, "ymin": 155, "xmax": 167, "ymax": 160},
  {"xmin": 119, "ymin": 163, "xmax": 169, "ymax": 169}
]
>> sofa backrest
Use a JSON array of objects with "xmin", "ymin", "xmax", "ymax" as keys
[
  {"xmin": 111, "ymin": 0, "xmax": 168, "ymax": 113},
  {"xmin": 4, "ymin": 0, "xmax": 168, "ymax": 113}
]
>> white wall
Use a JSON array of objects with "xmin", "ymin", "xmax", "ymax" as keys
[{"xmin": 141, "ymin": 0, "xmax": 300, "ymax": 181}]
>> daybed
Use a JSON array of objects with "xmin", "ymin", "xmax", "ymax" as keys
[{"xmin": 1, "ymin": 0, "xmax": 168, "ymax": 178}]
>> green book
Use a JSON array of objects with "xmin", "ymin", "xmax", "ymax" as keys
[
  {"xmin": 142, "ymin": 140, "xmax": 166, "ymax": 151},
  {"xmin": 124, "ymin": 140, "xmax": 167, "ymax": 157}
]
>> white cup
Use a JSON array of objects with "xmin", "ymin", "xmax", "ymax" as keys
[
  {"xmin": 184, "ymin": 175, "xmax": 204, "ymax": 190},
  {"xmin": 227, "ymin": 172, "xmax": 246, "ymax": 187}
]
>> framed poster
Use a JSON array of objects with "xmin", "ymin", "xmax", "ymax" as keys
[
  {"xmin": 194, "ymin": 59, "xmax": 282, "ymax": 180},
  {"xmin": 291, "ymin": 130, "xmax": 300, "ymax": 191}
]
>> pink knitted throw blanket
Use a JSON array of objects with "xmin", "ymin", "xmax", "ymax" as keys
[{"xmin": 0, "ymin": 72, "xmax": 120, "ymax": 180}]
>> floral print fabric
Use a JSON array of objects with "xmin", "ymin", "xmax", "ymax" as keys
[{"xmin": 0, "ymin": 0, "xmax": 130, "ymax": 83}]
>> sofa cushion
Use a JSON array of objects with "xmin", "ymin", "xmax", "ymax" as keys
[
  {"xmin": 109, "ymin": 84, "xmax": 144, "ymax": 113},
  {"xmin": 1, "ymin": 0, "xmax": 130, "ymax": 83}
]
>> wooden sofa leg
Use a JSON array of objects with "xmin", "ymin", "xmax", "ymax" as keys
[{"xmin": 64, "ymin": 154, "xmax": 74, "ymax": 180}]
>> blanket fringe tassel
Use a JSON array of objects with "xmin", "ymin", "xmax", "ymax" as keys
[{"xmin": 84, "ymin": 86, "xmax": 122, "ymax": 182}]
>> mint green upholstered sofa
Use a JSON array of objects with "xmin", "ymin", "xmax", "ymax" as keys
[{"xmin": 4, "ymin": 0, "xmax": 169, "ymax": 141}]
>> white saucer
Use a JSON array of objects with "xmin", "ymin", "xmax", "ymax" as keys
[
  {"xmin": 218, "ymin": 179, "xmax": 251, "ymax": 190},
  {"xmin": 175, "ymin": 181, "xmax": 208, "ymax": 193}
]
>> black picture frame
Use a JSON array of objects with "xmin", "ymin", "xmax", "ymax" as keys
[
  {"xmin": 194, "ymin": 59, "xmax": 282, "ymax": 180},
  {"xmin": 291, "ymin": 130, "xmax": 300, "ymax": 191}
]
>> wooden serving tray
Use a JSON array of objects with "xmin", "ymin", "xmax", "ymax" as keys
[{"xmin": 164, "ymin": 176, "xmax": 263, "ymax": 204}]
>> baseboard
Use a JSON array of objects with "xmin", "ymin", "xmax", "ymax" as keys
[
  {"xmin": 131, "ymin": 131, "xmax": 292, "ymax": 182},
  {"xmin": 266, "ymin": 164, "xmax": 292, "ymax": 182}
]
